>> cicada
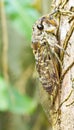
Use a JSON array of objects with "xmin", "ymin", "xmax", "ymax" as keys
[{"xmin": 31, "ymin": 14, "xmax": 60, "ymax": 123}]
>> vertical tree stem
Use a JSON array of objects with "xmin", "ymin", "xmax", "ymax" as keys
[{"xmin": 1, "ymin": 0, "xmax": 9, "ymax": 82}]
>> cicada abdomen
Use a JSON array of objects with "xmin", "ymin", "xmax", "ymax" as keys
[{"xmin": 32, "ymin": 15, "xmax": 60, "ymax": 122}]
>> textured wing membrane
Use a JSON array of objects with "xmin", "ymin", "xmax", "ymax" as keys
[{"xmin": 38, "ymin": 83, "xmax": 58, "ymax": 125}]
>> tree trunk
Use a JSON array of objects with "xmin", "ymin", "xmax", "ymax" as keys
[{"xmin": 53, "ymin": 0, "xmax": 74, "ymax": 129}]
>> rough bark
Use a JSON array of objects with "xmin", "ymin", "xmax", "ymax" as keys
[{"xmin": 53, "ymin": 0, "xmax": 74, "ymax": 129}]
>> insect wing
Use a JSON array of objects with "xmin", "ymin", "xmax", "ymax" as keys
[{"xmin": 37, "ymin": 82, "xmax": 57, "ymax": 124}]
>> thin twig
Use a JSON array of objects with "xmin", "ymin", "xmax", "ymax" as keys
[
  {"xmin": 61, "ymin": 20, "xmax": 74, "ymax": 62},
  {"xmin": 61, "ymin": 61, "xmax": 74, "ymax": 81},
  {"xmin": 66, "ymin": 100, "xmax": 74, "ymax": 107},
  {"xmin": 60, "ymin": 0, "xmax": 69, "ymax": 8},
  {"xmin": 58, "ymin": 89, "xmax": 73, "ymax": 109}
]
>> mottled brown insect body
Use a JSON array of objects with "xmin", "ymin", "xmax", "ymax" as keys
[
  {"xmin": 32, "ymin": 14, "xmax": 61, "ymax": 124},
  {"xmin": 32, "ymin": 15, "xmax": 60, "ymax": 97}
]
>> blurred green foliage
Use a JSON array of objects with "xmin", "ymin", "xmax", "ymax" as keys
[
  {"xmin": 0, "ymin": 77, "xmax": 37, "ymax": 114},
  {"xmin": 0, "ymin": 0, "xmax": 41, "ymax": 114},
  {"xmin": 5, "ymin": 0, "xmax": 40, "ymax": 42},
  {"xmin": 0, "ymin": 0, "xmax": 50, "ymax": 129}
]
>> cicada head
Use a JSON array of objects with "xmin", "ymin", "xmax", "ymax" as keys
[{"xmin": 32, "ymin": 15, "xmax": 58, "ymax": 53}]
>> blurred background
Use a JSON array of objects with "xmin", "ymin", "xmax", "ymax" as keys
[{"xmin": 0, "ymin": 0, "xmax": 52, "ymax": 130}]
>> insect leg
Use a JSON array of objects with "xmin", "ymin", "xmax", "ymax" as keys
[
  {"xmin": 46, "ymin": 38, "xmax": 63, "ymax": 68},
  {"xmin": 49, "ymin": 47, "xmax": 62, "ymax": 69},
  {"xmin": 51, "ymin": 42, "xmax": 70, "ymax": 57},
  {"xmin": 53, "ymin": 50, "xmax": 62, "ymax": 68}
]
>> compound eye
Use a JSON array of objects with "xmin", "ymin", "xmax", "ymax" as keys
[
  {"xmin": 37, "ymin": 24, "xmax": 44, "ymax": 30},
  {"xmin": 43, "ymin": 42, "xmax": 46, "ymax": 45}
]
